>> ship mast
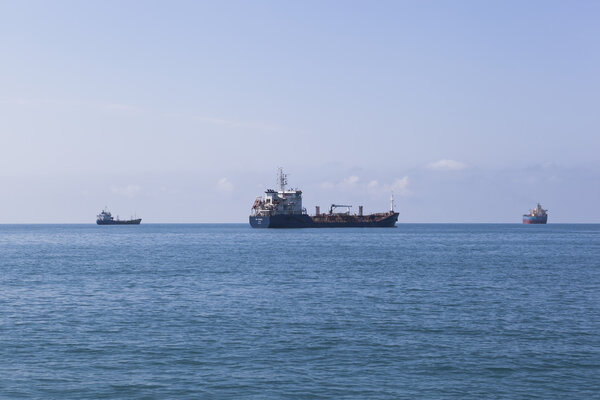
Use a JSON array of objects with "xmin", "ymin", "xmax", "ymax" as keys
[
  {"xmin": 390, "ymin": 191, "xmax": 395, "ymax": 212},
  {"xmin": 278, "ymin": 167, "xmax": 288, "ymax": 191}
]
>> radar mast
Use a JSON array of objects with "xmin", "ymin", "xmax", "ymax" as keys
[{"xmin": 278, "ymin": 167, "xmax": 288, "ymax": 191}]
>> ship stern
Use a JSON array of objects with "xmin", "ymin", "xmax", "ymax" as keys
[{"xmin": 249, "ymin": 216, "xmax": 270, "ymax": 228}]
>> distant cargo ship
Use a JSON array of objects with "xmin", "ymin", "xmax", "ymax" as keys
[
  {"xmin": 249, "ymin": 169, "xmax": 399, "ymax": 228},
  {"xmin": 96, "ymin": 209, "xmax": 141, "ymax": 225},
  {"xmin": 523, "ymin": 203, "xmax": 548, "ymax": 224}
]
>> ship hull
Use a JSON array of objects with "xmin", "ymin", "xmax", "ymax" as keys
[
  {"xmin": 250, "ymin": 213, "xmax": 399, "ymax": 228},
  {"xmin": 97, "ymin": 219, "xmax": 142, "ymax": 225},
  {"xmin": 522, "ymin": 215, "xmax": 547, "ymax": 224}
]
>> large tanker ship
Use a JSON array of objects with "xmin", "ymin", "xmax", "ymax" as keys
[
  {"xmin": 96, "ymin": 209, "xmax": 142, "ymax": 225},
  {"xmin": 522, "ymin": 203, "xmax": 548, "ymax": 224},
  {"xmin": 249, "ymin": 169, "xmax": 399, "ymax": 228}
]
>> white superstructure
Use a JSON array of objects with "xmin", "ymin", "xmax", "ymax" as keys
[
  {"xmin": 527, "ymin": 203, "xmax": 548, "ymax": 217},
  {"xmin": 251, "ymin": 168, "xmax": 306, "ymax": 217}
]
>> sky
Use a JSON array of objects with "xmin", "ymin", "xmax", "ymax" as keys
[{"xmin": 1, "ymin": 1, "xmax": 599, "ymax": 223}]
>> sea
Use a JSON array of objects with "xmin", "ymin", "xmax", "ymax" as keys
[{"xmin": 1, "ymin": 224, "xmax": 599, "ymax": 399}]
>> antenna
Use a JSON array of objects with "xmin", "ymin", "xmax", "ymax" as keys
[{"xmin": 277, "ymin": 167, "xmax": 287, "ymax": 191}]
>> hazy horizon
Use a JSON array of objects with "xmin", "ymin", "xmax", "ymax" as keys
[{"xmin": 1, "ymin": 1, "xmax": 599, "ymax": 223}]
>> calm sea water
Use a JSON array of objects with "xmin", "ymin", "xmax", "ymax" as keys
[{"xmin": 1, "ymin": 224, "xmax": 599, "ymax": 399}]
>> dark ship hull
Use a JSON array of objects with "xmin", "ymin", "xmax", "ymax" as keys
[
  {"xmin": 250, "ymin": 213, "xmax": 399, "ymax": 228},
  {"xmin": 97, "ymin": 218, "xmax": 142, "ymax": 225},
  {"xmin": 522, "ymin": 215, "xmax": 547, "ymax": 224}
]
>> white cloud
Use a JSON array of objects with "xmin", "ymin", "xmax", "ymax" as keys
[
  {"xmin": 427, "ymin": 159, "xmax": 467, "ymax": 171},
  {"xmin": 110, "ymin": 184, "xmax": 141, "ymax": 198},
  {"xmin": 342, "ymin": 175, "xmax": 360, "ymax": 185},
  {"xmin": 385, "ymin": 176, "xmax": 411, "ymax": 196},
  {"xmin": 217, "ymin": 178, "xmax": 234, "ymax": 192},
  {"xmin": 323, "ymin": 176, "xmax": 411, "ymax": 196},
  {"xmin": 322, "ymin": 176, "xmax": 359, "ymax": 190}
]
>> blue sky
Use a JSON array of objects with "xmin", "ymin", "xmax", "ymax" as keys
[{"xmin": 1, "ymin": 1, "xmax": 599, "ymax": 222}]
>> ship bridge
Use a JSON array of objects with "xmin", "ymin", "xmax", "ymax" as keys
[{"xmin": 251, "ymin": 169, "xmax": 306, "ymax": 216}]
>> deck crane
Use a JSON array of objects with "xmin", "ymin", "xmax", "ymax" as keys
[{"xmin": 329, "ymin": 204, "xmax": 352, "ymax": 214}]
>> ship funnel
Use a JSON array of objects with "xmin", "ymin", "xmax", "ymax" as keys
[{"xmin": 315, "ymin": 206, "xmax": 320, "ymax": 216}]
